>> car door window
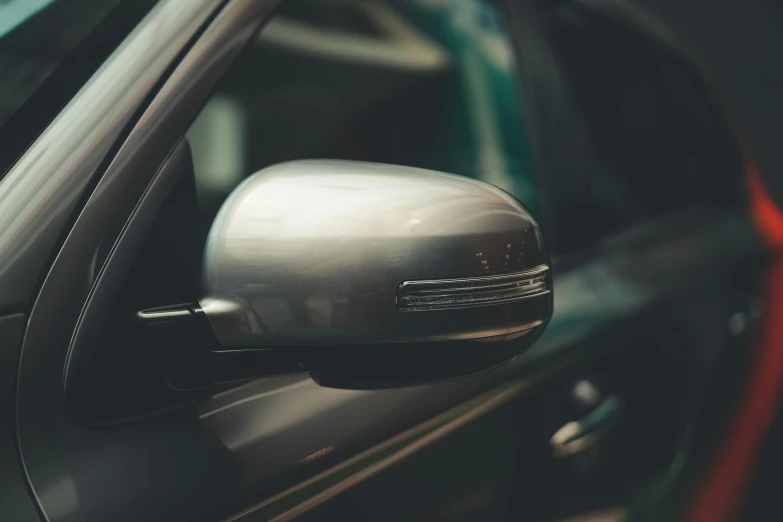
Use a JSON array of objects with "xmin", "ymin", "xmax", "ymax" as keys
[
  {"xmin": 543, "ymin": 3, "xmax": 745, "ymax": 256},
  {"xmin": 187, "ymin": 0, "xmax": 539, "ymax": 244},
  {"xmin": 0, "ymin": 0, "xmax": 157, "ymax": 178}
]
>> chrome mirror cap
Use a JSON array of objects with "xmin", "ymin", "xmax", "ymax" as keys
[{"xmin": 200, "ymin": 160, "xmax": 551, "ymax": 351}]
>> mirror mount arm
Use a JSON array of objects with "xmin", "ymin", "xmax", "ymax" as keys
[
  {"xmin": 137, "ymin": 304, "xmax": 302, "ymax": 391},
  {"xmin": 137, "ymin": 303, "xmax": 541, "ymax": 390}
]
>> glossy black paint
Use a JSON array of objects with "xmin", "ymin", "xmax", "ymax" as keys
[{"xmin": 2, "ymin": 1, "xmax": 773, "ymax": 522}]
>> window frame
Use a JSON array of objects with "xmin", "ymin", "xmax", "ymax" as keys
[{"xmin": 0, "ymin": 0, "xmax": 160, "ymax": 179}]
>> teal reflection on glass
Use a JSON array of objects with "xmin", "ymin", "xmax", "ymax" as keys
[
  {"xmin": 396, "ymin": 0, "xmax": 538, "ymax": 216},
  {"xmin": 0, "ymin": 0, "xmax": 58, "ymax": 38}
]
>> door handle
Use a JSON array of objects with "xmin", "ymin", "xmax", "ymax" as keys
[{"xmin": 550, "ymin": 395, "xmax": 621, "ymax": 458}]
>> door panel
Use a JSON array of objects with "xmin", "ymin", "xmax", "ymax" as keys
[{"xmin": 206, "ymin": 209, "xmax": 764, "ymax": 521}]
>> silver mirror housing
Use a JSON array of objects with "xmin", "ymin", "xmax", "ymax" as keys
[{"xmin": 200, "ymin": 160, "xmax": 552, "ymax": 386}]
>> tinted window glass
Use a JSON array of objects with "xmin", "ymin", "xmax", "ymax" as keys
[
  {"xmin": 188, "ymin": 0, "xmax": 538, "ymax": 238},
  {"xmin": 546, "ymin": 4, "xmax": 744, "ymax": 254},
  {"xmin": 0, "ymin": 0, "xmax": 157, "ymax": 176}
]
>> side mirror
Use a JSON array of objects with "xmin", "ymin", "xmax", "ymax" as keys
[{"xmin": 193, "ymin": 160, "xmax": 552, "ymax": 388}]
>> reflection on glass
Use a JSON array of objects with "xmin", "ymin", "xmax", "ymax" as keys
[
  {"xmin": 0, "ymin": 0, "xmax": 57, "ymax": 36},
  {"xmin": 187, "ymin": 0, "xmax": 537, "ymax": 243}
]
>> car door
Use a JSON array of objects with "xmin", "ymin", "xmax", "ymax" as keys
[{"xmin": 2, "ymin": 1, "xmax": 769, "ymax": 522}]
